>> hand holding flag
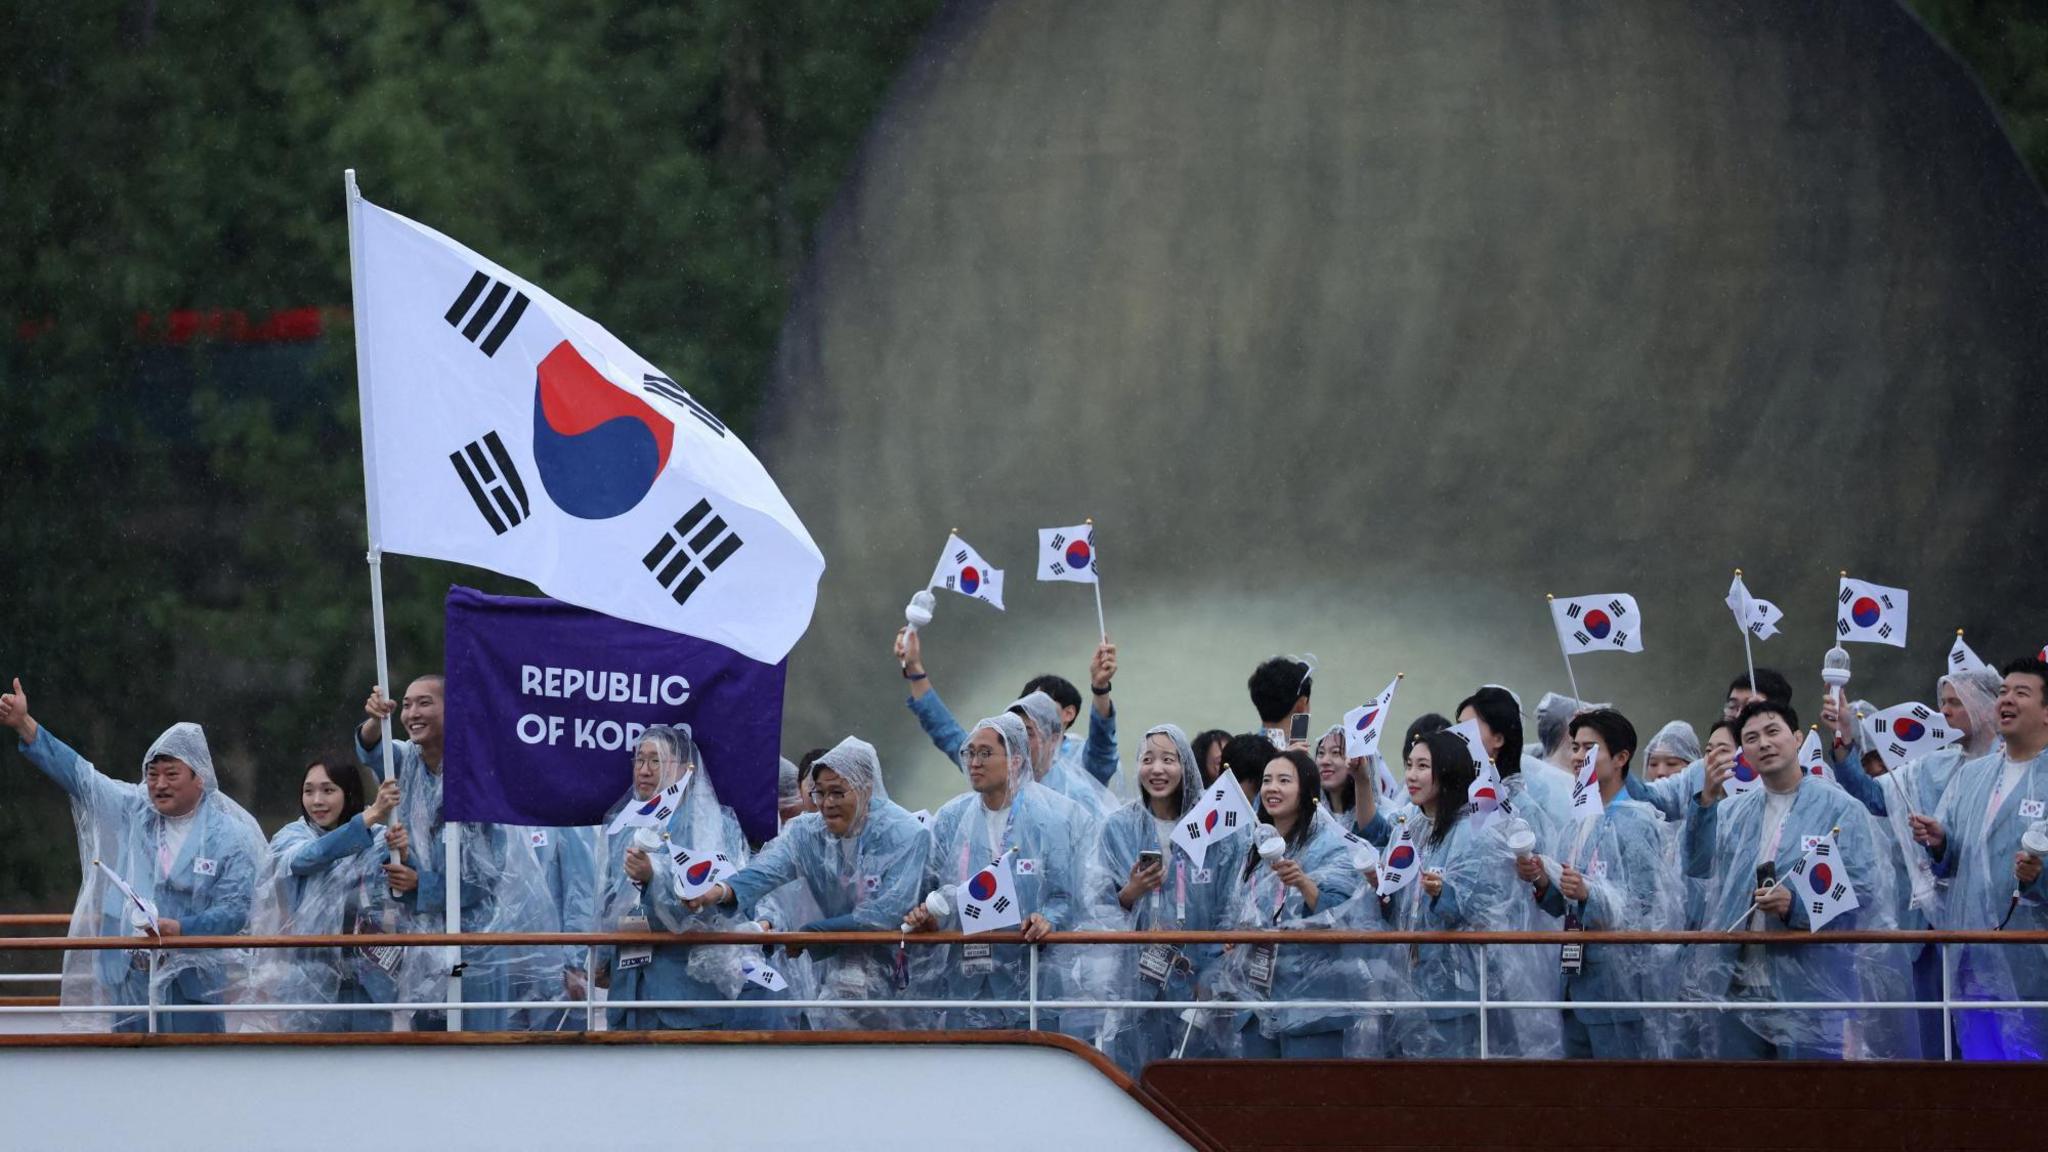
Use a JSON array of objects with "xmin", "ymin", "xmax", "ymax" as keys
[
  {"xmin": 1569, "ymin": 742, "xmax": 1603, "ymax": 821},
  {"xmin": 1036, "ymin": 524, "xmax": 1097, "ymax": 583},
  {"xmin": 1796, "ymin": 728, "xmax": 1834, "ymax": 783},
  {"xmin": 959, "ymin": 849, "xmax": 1023, "ymax": 934},
  {"xmin": 668, "ymin": 843, "xmax": 735, "ymax": 900}
]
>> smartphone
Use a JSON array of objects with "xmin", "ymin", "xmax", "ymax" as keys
[
  {"xmin": 1288, "ymin": 712, "xmax": 1312, "ymax": 742},
  {"xmin": 1136, "ymin": 850, "xmax": 1163, "ymax": 870}
]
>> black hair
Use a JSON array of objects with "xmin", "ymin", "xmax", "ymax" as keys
[
  {"xmin": 1569, "ymin": 708, "xmax": 1639, "ymax": 777},
  {"xmin": 1222, "ymin": 733, "xmax": 1276, "ymax": 787},
  {"xmin": 2000, "ymin": 655, "xmax": 2048, "ymax": 691},
  {"xmin": 1401, "ymin": 713, "xmax": 1451, "ymax": 759},
  {"xmin": 302, "ymin": 754, "xmax": 366, "ymax": 829},
  {"xmin": 407, "ymin": 673, "xmax": 446, "ymax": 696},
  {"xmin": 1456, "ymin": 687, "xmax": 1524, "ymax": 777},
  {"xmin": 1727, "ymin": 668, "xmax": 1792, "ymax": 706},
  {"xmin": 1021, "ymin": 675, "xmax": 1081, "ymax": 726},
  {"xmin": 1313, "ymin": 727, "xmax": 1357, "ymax": 812},
  {"xmin": 1417, "ymin": 730, "xmax": 1477, "ymax": 846},
  {"xmin": 796, "ymin": 747, "xmax": 829, "ymax": 786},
  {"xmin": 1706, "ymin": 718, "xmax": 1739, "ymax": 745},
  {"xmin": 1247, "ymin": 657, "xmax": 1312, "ymax": 725},
  {"xmin": 1244, "ymin": 747, "xmax": 1321, "ymax": 881},
  {"xmin": 1734, "ymin": 699, "xmax": 1800, "ymax": 742},
  {"xmin": 1191, "ymin": 729, "xmax": 1233, "ymax": 781}
]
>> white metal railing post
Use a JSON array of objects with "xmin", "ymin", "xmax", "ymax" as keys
[
  {"xmin": 1027, "ymin": 943, "xmax": 1039, "ymax": 1031},
  {"xmin": 1939, "ymin": 941, "xmax": 1953, "ymax": 1061},
  {"xmin": 584, "ymin": 944, "xmax": 597, "ymax": 1031},
  {"xmin": 1476, "ymin": 943, "xmax": 1488, "ymax": 1058},
  {"xmin": 146, "ymin": 948, "xmax": 159, "ymax": 1034}
]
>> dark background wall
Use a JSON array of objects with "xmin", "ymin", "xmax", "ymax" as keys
[{"xmin": 762, "ymin": 0, "xmax": 2048, "ymax": 806}]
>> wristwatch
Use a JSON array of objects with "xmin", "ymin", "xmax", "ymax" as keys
[{"xmin": 1091, "ymin": 682, "xmax": 1112, "ymax": 696}]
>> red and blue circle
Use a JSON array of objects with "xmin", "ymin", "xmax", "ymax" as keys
[
  {"xmin": 531, "ymin": 341, "xmax": 676, "ymax": 520},
  {"xmin": 685, "ymin": 860, "xmax": 715, "ymax": 886},
  {"xmin": 1851, "ymin": 597, "xmax": 1881, "ymax": 628},
  {"xmin": 968, "ymin": 870, "xmax": 998, "ymax": 901},
  {"xmin": 1733, "ymin": 753, "xmax": 1758, "ymax": 782},
  {"xmin": 1808, "ymin": 862, "xmax": 1833, "ymax": 894},
  {"xmin": 1583, "ymin": 609, "xmax": 1612, "ymax": 639},
  {"xmin": 959, "ymin": 566, "xmax": 982, "ymax": 595},
  {"xmin": 1894, "ymin": 717, "xmax": 1926, "ymax": 742},
  {"xmin": 1065, "ymin": 539, "xmax": 1092, "ymax": 570},
  {"xmin": 1203, "ymin": 809, "xmax": 1221, "ymax": 833},
  {"xmin": 1355, "ymin": 709, "xmax": 1380, "ymax": 732},
  {"xmin": 1387, "ymin": 845, "xmax": 1416, "ymax": 871}
]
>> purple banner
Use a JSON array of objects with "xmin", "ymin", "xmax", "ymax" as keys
[{"xmin": 442, "ymin": 585, "xmax": 785, "ymax": 841}]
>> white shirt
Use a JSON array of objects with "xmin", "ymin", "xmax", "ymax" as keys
[
  {"xmin": 158, "ymin": 807, "xmax": 200, "ymax": 878},
  {"xmin": 1757, "ymin": 790, "xmax": 1796, "ymax": 871}
]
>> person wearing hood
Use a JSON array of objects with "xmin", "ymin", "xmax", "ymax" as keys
[
  {"xmin": 2, "ymin": 678, "xmax": 264, "ymax": 1033},
  {"xmin": 588, "ymin": 725, "xmax": 765, "ymax": 1030},
  {"xmin": 1910, "ymin": 656, "xmax": 2048, "ymax": 1060},
  {"xmin": 903, "ymin": 713, "xmax": 1077, "ymax": 1029},
  {"xmin": 253, "ymin": 756, "xmax": 402, "ymax": 1032},
  {"xmin": 1085, "ymin": 724, "xmax": 1248, "ymax": 1068},
  {"xmin": 893, "ymin": 627, "xmax": 1120, "ymax": 788},
  {"xmin": 357, "ymin": 678, "xmax": 559, "ymax": 1031},
  {"xmin": 693, "ymin": 736, "xmax": 932, "ymax": 1030}
]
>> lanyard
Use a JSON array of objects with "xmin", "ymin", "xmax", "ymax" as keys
[
  {"xmin": 1985, "ymin": 752, "xmax": 2039, "ymax": 830},
  {"xmin": 957, "ymin": 801, "xmax": 1017, "ymax": 878}
]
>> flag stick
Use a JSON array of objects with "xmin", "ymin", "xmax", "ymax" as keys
[
  {"xmin": 1086, "ymin": 518, "xmax": 1107, "ymax": 643},
  {"xmin": 1546, "ymin": 595, "xmax": 1582, "ymax": 700},
  {"xmin": 345, "ymin": 170, "xmax": 398, "ymax": 794},
  {"xmin": 1735, "ymin": 569, "xmax": 1757, "ymax": 699}
]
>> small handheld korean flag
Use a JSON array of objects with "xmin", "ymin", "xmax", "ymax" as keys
[
  {"xmin": 1724, "ymin": 750, "xmax": 1762, "ymax": 799},
  {"xmin": 1036, "ymin": 524, "xmax": 1097, "ymax": 583},
  {"xmin": 929, "ymin": 533, "xmax": 1005, "ymax": 610},
  {"xmin": 1725, "ymin": 574, "xmax": 1783, "ymax": 640},
  {"xmin": 1172, "ymin": 777, "xmax": 1257, "ymax": 870},
  {"xmin": 1551, "ymin": 593, "xmax": 1645, "ymax": 654},
  {"xmin": 669, "ymin": 844, "xmax": 735, "ymax": 900},
  {"xmin": 1343, "ymin": 676, "xmax": 1401, "ymax": 760},
  {"xmin": 1836, "ymin": 576, "xmax": 1909, "ymax": 647},
  {"xmin": 1796, "ymin": 729, "xmax": 1835, "ymax": 783},
  {"xmin": 740, "ymin": 957, "xmax": 789, "ymax": 993},
  {"xmin": 1376, "ymin": 818, "xmax": 1421, "ymax": 897},
  {"xmin": 1373, "ymin": 754, "xmax": 1405, "ymax": 806},
  {"xmin": 1862, "ymin": 702, "xmax": 1959, "ymax": 772},
  {"xmin": 959, "ymin": 848, "xmax": 1023, "ymax": 934},
  {"xmin": 606, "ymin": 772, "xmax": 692, "ymax": 835},
  {"xmin": 1569, "ymin": 743, "xmax": 1603, "ymax": 821},
  {"xmin": 1786, "ymin": 829, "xmax": 1858, "ymax": 932},
  {"xmin": 1447, "ymin": 718, "xmax": 1502, "ymax": 812},
  {"xmin": 1948, "ymin": 631, "xmax": 1989, "ymax": 676}
]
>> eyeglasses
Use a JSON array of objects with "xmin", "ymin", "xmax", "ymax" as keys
[
  {"xmin": 963, "ymin": 747, "xmax": 1003, "ymax": 764},
  {"xmin": 632, "ymin": 755, "xmax": 665, "ymax": 768},
  {"xmin": 807, "ymin": 787, "xmax": 851, "ymax": 805}
]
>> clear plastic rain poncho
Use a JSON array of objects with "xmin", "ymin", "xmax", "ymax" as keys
[
  {"xmin": 1202, "ymin": 806, "xmax": 1364, "ymax": 1058},
  {"xmin": 20, "ymin": 723, "xmax": 266, "ymax": 1033},
  {"xmin": 249, "ymin": 774, "xmax": 398, "ymax": 1033},
  {"xmin": 1012, "ymin": 690, "xmax": 1116, "ymax": 822},
  {"xmin": 915, "ymin": 713, "xmax": 1081, "ymax": 1029},
  {"xmin": 1534, "ymin": 692, "xmax": 1593, "ymax": 763},
  {"xmin": 1642, "ymin": 721, "xmax": 1709, "ymax": 930},
  {"xmin": 1872, "ymin": 668, "xmax": 2003, "ymax": 924},
  {"xmin": 1680, "ymin": 774, "xmax": 1907, "ymax": 1059},
  {"xmin": 1527, "ymin": 793, "xmax": 1686, "ymax": 1058},
  {"xmin": 1076, "ymin": 724, "xmax": 1249, "ymax": 1069},
  {"xmin": 1927, "ymin": 744, "xmax": 2048, "ymax": 1060},
  {"xmin": 592, "ymin": 725, "xmax": 765, "ymax": 1030},
  {"xmin": 367, "ymin": 726, "xmax": 560, "ymax": 1031},
  {"xmin": 513, "ymin": 822, "xmax": 598, "ymax": 1031},
  {"xmin": 1381, "ymin": 800, "xmax": 1524, "ymax": 1058},
  {"xmin": 724, "ymin": 736, "xmax": 933, "ymax": 1030}
]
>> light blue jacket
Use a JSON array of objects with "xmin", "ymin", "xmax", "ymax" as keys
[{"xmin": 908, "ymin": 687, "xmax": 1119, "ymax": 788}]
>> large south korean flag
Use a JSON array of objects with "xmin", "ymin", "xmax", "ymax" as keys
[{"xmin": 347, "ymin": 178, "xmax": 823, "ymax": 664}]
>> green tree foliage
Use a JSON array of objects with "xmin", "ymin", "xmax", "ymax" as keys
[
  {"xmin": 0, "ymin": 0, "xmax": 938, "ymax": 909},
  {"xmin": 1908, "ymin": 0, "xmax": 2048, "ymax": 183}
]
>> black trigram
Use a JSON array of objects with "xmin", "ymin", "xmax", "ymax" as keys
[
  {"xmin": 1951, "ymin": 648, "xmax": 1970, "ymax": 668},
  {"xmin": 642, "ymin": 499, "xmax": 744, "ymax": 607},
  {"xmin": 1607, "ymin": 599, "xmax": 1630, "ymax": 617},
  {"xmin": 962, "ymin": 904, "xmax": 981, "ymax": 921},
  {"xmin": 1573, "ymin": 630, "xmax": 1591, "ymax": 645},
  {"xmin": 641, "ymin": 374, "xmax": 729, "ymax": 438},
  {"xmin": 992, "ymin": 896, "xmax": 1012, "ymax": 914},
  {"xmin": 1565, "ymin": 603, "xmax": 1584, "ymax": 619},
  {"xmin": 444, "ymin": 271, "xmax": 530, "ymax": 357},
  {"xmin": 449, "ymin": 432, "xmax": 530, "ymax": 534},
  {"xmin": 1612, "ymin": 629, "xmax": 1631, "ymax": 647}
]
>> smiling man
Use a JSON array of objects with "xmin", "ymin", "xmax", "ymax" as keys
[
  {"xmin": 0, "ymin": 678, "xmax": 264, "ymax": 1033},
  {"xmin": 1683, "ymin": 699, "xmax": 1902, "ymax": 1060},
  {"xmin": 1909, "ymin": 656, "xmax": 2048, "ymax": 1060}
]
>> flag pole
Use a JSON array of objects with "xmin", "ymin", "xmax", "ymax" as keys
[
  {"xmin": 345, "ymin": 170, "xmax": 398, "ymax": 793},
  {"xmin": 1085, "ymin": 517, "xmax": 1107, "ymax": 643},
  {"xmin": 1546, "ymin": 595, "xmax": 1582, "ymax": 700},
  {"xmin": 1735, "ymin": 568, "xmax": 1758, "ymax": 697}
]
